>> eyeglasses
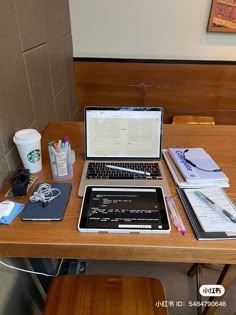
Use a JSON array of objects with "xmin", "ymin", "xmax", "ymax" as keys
[{"xmin": 183, "ymin": 149, "xmax": 222, "ymax": 172}]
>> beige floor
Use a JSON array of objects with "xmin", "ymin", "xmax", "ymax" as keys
[{"xmin": 86, "ymin": 261, "xmax": 236, "ymax": 315}]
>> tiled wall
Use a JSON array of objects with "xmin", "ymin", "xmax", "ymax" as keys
[{"xmin": 0, "ymin": 0, "xmax": 78, "ymax": 192}]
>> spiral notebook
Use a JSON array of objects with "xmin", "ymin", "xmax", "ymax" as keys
[{"xmin": 177, "ymin": 187, "xmax": 236, "ymax": 240}]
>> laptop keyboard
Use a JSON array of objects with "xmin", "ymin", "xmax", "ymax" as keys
[{"xmin": 86, "ymin": 162, "xmax": 162, "ymax": 180}]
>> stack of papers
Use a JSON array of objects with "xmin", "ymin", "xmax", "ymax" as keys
[{"xmin": 162, "ymin": 148, "xmax": 229, "ymax": 188}]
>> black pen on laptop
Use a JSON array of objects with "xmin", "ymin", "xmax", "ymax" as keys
[{"xmin": 105, "ymin": 165, "xmax": 151, "ymax": 176}]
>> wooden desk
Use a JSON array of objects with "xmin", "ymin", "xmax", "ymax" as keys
[{"xmin": 0, "ymin": 121, "xmax": 236, "ymax": 264}]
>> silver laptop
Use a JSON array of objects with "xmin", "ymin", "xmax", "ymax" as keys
[{"xmin": 78, "ymin": 107, "xmax": 171, "ymax": 197}]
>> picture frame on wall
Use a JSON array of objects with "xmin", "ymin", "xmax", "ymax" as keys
[{"xmin": 207, "ymin": 0, "xmax": 236, "ymax": 32}]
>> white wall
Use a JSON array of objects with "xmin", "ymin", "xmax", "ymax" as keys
[{"xmin": 69, "ymin": 0, "xmax": 236, "ymax": 60}]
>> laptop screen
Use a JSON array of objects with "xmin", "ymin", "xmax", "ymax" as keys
[{"xmin": 85, "ymin": 107, "xmax": 163, "ymax": 160}]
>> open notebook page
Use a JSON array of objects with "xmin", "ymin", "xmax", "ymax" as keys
[{"xmin": 183, "ymin": 187, "xmax": 236, "ymax": 232}]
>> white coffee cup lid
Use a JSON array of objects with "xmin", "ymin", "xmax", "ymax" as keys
[{"xmin": 13, "ymin": 129, "xmax": 41, "ymax": 145}]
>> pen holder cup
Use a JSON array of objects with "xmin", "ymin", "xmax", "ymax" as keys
[{"xmin": 48, "ymin": 143, "xmax": 73, "ymax": 181}]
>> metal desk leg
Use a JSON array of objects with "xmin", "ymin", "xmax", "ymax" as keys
[
  {"xmin": 202, "ymin": 264, "xmax": 236, "ymax": 315},
  {"xmin": 187, "ymin": 263, "xmax": 203, "ymax": 315}
]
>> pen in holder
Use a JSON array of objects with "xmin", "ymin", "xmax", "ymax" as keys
[{"xmin": 48, "ymin": 139, "xmax": 73, "ymax": 181}]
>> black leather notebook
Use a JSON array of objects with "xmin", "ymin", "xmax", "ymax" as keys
[{"xmin": 21, "ymin": 183, "xmax": 72, "ymax": 221}]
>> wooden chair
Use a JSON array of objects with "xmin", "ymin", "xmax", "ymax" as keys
[
  {"xmin": 172, "ymin": 115, "xmax": 215, "ymax": 125},
  {"xmin": 43, "ymin": 274, "xmax": 168, "ymax": 315}
]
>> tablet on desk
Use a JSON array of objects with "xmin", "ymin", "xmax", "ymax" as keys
[
  {"xmin": 78, "ymin": 186, "xmax": 171, "ymax": 234},
  {"xmin": 21, "ymin": 183, "xmax": 72, "ymax": 221}
]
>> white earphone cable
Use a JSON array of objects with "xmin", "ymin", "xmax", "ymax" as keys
[
  {"xmin": 29, "ymin": 183, "xmax": 61, "ymax": 205},
  {"xmin": 0, "ymin": 258, "xmax": 64, "ymax": 277}
]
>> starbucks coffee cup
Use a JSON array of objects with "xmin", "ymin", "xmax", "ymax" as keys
[{"xmin": 13, "ymin": 129, "xmax": 42, "ymax": 173}]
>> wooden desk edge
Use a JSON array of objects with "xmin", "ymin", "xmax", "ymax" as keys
[{"xmin": 1, "ymin": 243, "xmax": 236, "ymax": 264}]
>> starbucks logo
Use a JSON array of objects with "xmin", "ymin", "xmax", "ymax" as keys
[{"xmin": 27, "ymin": 149, "xmax": 40, "ymax": 164}]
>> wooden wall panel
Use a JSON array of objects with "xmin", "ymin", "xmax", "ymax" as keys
[
  {"xmin": 74, "ymin": 60, "xmax": 236, "ymax": 124},
  {"xmin": 77, "ymin": 85, "xmax": 142, "ymax": 119},
  {"xmin": 145, "ymin": 86, "xmax": 236, "ymax": 124}
]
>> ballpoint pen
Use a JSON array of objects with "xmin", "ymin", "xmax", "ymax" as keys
[
  {"xmin": 166, "ymin": 197, "xmax": 186, "ymax": 235},
  {"xmin": 194, "ymin": 191, "xmax": 236, "ymax": 223},
  {"xmin": 105, "ymin": 165, "xmax": 151, "ymax": 176}
]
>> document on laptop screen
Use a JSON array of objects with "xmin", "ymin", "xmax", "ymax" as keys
[{"xmin": 86, "ymin": 109, "xmax": 162, "ymax": 158}]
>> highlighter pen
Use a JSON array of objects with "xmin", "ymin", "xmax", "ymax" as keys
[
  {"xmin": 64, "ymin": 136, "xmax": 69, "ymax": 156},
  {"xmin": 166, "ymin": 197, "xmax": 186, "ymax": 236},
  {"xmin": 48, "ymin": 141, "xmax": 58, "ymax": 176},
  {"xmin": 48, "ymin": 141, "xmax": 57, "ymax": 155},
  {"xmin": 58, "ymin": 139, "xmax": 62, "ymax": 151},
  {"xmin": 194, "ymin": 191, "xmax": 236, "ymax": 223},
  {"xmin": 52, "ymin": 141, "xmax": 58, "ymax": 153},
  {"xmin": 165, "ymin": 197, "xmax": 181, "ymax": 232}
]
